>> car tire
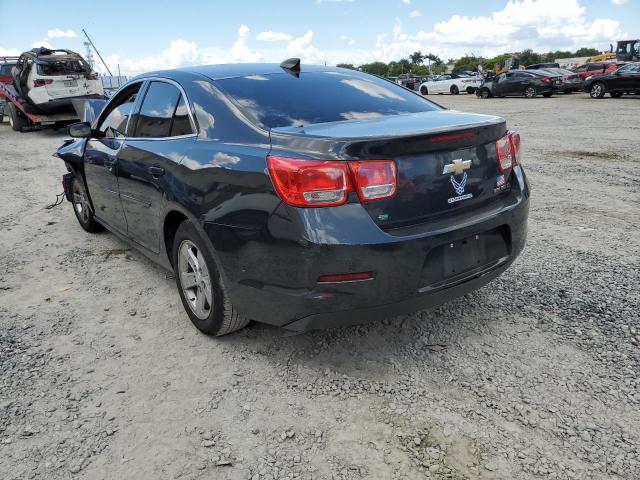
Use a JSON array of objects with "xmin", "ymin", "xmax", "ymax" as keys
[
  {"xmin": 7, "ymin": 103, "xmax": 27, "ymax": 132},
  {"xmin": 420, "ymin": 85, "xmax": 428, "ymax": 95},
  {"xmin": 479, "ymin": 89, "xmax": 490, "ymax": 99},
  {"xmin": 542, "ymin": 92, "xmax": 553, "ymax": 98},
  {"xmin": 172, "ymin": 220, "xmax": 249, "ymax": 336},
  {"xmin": 450, "ymin": 85, "xmax": 459, "ymax": 95},
  {"xmin": 524, "ymin": 86, "xmax": 537, "ymax": 98},
  {"xmin": 589, "ymin": 82, "xmax": 606, "ymax": 99},
  {"xmin": 466, "ymin": 86, "xmax": 475, "ymax": 94},
  {"xmin": 71, "ymin": 177, "xmax": 104, "ymax": 233},
  {"xmin": 610, "ymin": 92, "xmax": 623, "ymax": 98}
]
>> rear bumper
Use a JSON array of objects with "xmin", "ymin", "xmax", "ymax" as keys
[{"xmin": 205, "ymin": 166, "xmax": 530, "ymax": 331}]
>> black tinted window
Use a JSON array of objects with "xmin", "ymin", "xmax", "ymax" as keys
[
  {"xmin": 0, "ymin": 64, "xmax": 14, "ymax": 75},
  {"xmin": 135, "ymin": 81, "xmax": 180, "ymax": 138},
  {"xmin": 215, "ymin": 71, "xmax": 440, "ymax": 129},
  {"xmin": 170, "ymin": 95, "xmax": 194, "ymax": 136}
]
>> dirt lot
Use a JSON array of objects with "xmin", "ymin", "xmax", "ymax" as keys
[{"xmin": 1, "ymin": 93, "xmax": 639, "ymax": 480}]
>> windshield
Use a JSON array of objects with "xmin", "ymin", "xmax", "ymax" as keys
[
  {"xmin": 0, "ymin": 64, "xmax": 15, "ymax": 75},
  {"xmin": 616, "ymin": 63, "xmax": 640, "ymax": 74},
  {"xmin": 215, "ymin": 70, "xmax": 441, "ymax": 129}
]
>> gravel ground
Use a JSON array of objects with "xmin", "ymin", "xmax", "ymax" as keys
[{"xmin": 0, "ymin": 92, "xmax": 638, "ymax": 480}]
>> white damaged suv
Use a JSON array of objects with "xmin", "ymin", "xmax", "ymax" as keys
[{"xmin": 12, "ymin": 48, "xmax": 104, "ymax": 113}]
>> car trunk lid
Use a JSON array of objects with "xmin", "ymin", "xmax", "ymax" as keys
[{"xmin": 270, "ymin": 110, "xmax": 509, "ymax": 229}]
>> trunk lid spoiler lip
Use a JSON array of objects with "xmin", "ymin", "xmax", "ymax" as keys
[{"xmin": 270, "ymin": 110, "xmax": 505, "ymax": 141}]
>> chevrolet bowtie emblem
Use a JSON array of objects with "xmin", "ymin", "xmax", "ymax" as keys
[{"xmin": 442, "ymin": 159, "xmax": 471, "ymax": 176}]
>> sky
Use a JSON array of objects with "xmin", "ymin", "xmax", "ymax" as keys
[{"xmin": 0, "ymin": 0, "xmax": 636, "ymax": 75}]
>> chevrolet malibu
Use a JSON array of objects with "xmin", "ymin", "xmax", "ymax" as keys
[{"xmin": 56, "ymin": 60, "xmax": 530, "ymax": 336}]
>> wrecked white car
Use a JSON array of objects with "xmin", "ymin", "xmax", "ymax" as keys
[{"xmin": 12, "ymin": 48, "xmax": 104, "ymax": 113}]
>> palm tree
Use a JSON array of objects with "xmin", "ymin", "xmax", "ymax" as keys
[{"xmin": 410, "ymin": 51, "xmax": 424, "ymax": 67}]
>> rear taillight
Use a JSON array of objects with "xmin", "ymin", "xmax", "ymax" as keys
[
  {"xmin": 541, "ymin": 76, "xmax": 551, "ymax": 84},
  {"xmin": 266, "ymin": 156, "xmax": 397, "ymax": 207},
  {"xmin": 495, "ymin": 131, "xmax": 521, "ymax": 173},
  {"xmin": 267, "ymin": 157, "xmax": 352, "ymax": 207},
  {"xmin": 33, "ymin": 79, "xmax": 53, "ymax": 87},
  {"xmin": 348, "ymin": 160, "xmax": 396, "ymax": 203}
]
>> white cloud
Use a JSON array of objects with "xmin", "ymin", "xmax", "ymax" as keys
[
  {"xmin": 229, "ymin": 25, "xmax": 261, "ymax": 62},
  {"xmin": 611, "ymin": 0, "xmax": 628, "ymax": 4},
  {"xmin": 340, "ymin": 35, "xmax": 356, "ymax": 45},
  {"xmin": 285, "ymin": 30, "xmax": 326, "ymax": 64},
  {"xmin": 401, "ymin": 0, "xmax": 411, "ymax": 4},
  {"xmin": 87, "ymin": 1, "xmax": 625, "ymax": 75},
  {"xmin": 47, "ymin": 28, "xmax": 76, "ymax": 38},
  {"xmin": 409, "ymin": 10, "xmax": 421, "ymax": 17},
  {"xmin": 257, "ymin": 31, "xmax": 293, "ymax": 41},
  {"xmin": 0, "ymin": 47, "xmax": 21, "ymax": 56}
]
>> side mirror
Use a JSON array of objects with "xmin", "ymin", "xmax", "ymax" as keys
[{"xmin": 67, "ymin": 122, "xmax": 92, "ymax": 138}]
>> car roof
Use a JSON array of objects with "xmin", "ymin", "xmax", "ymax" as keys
[{"xmin": 140, "ymin": 63, "xmax": 341, "ymax": 81}]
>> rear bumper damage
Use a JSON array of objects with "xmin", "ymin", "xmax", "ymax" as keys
[{"xmin": 205, "ymin": 165, "xmax": 530, "ymax": 331}]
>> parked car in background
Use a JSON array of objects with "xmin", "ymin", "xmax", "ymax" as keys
[
  {"xmin": 584, "ymin": 62, "xmax": 640, "ymax": 98},
  {"xmin": 526, "ymin": 63, "xmax": 560, "ymax": 70},
  {"xmin": 572, "ymin": 61, "xmax": 626, "ymax": 81},
  {"xmin": 12, "ymin": 47, "xmax": 104, "ymax": 113},
  {"xmin": 419, "ymin": 73, "xmax": 482, "ymax": 95},
  {"xmin": 476, "ymin": 70, "xmax": 556, "ymax": 98},
  {"xmin": 535, "ymin": 68, "xmax": 583, "ymax": 93},
  {"xmin": 396, "ymin": 74, "xmax": 421, "ymax": 90},
  {"xmin": 56, "ymin": 62, "xmax": 529, "ymax": 336}
]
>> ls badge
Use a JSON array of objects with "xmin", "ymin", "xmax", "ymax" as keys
[{"xmin": 443, "ymin": 159, "xmax": 473, "ymax": 204}]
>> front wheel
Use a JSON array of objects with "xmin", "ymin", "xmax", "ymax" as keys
[
  {"xmin": 479, "ymin": 89, "xmax": 491, "ymax": 99},
  {"xmin": 420, "ymin": 85, "xmax": 428, "ymax": 95},
  {"xmin": 524, "ymin": 86, "xmax": 537, "ymax": 98},
  {"xmin": 466, "ymin": 86, "xmax": 475, "ymax": 94},
  {"xmin": 450, "ymin": 85, "xmax": 459, "ymax": 95},
  {"xmin": 173, "ymin": 220, "xmax": 249, "ymax": 336},
  {"xmin": 589, "ymin": 82, "xmax": 606, "ymax": 99},
  {"xmin": 71, "ymin": 177, "xmax": 104, "ymax": 233}
]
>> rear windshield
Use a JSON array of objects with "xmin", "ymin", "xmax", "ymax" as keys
[
  {"xmin": 215, "ymin": 71, "xmax": 441, "ymax": 129},
  {"xmin": 37, "ymin": 59, "xmax": 90, "ymax": 76}
]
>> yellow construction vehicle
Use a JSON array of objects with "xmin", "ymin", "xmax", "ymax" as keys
[{"xmin": 493, "ymin": 55, "xmax": 521, "ymax": 75}]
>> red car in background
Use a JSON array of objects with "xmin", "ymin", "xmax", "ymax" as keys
[
  {"xmin": 573, "ymin": 61, "xmax": 626, "ymax": 81},
  {"xmin": 0, "ymin": 57, "xmax": 18, "ymax": 119}
]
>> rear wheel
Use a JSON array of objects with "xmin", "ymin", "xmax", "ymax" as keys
[
  {"xmin": 420, "ymin": 85, "xmax": 428, "ymax": 95},
  {"xmin": 173, "ymin": 220, "xmax": 249, "ymax": 336},
  {"xmin": 479, "ymin": 89, "xmax": 490, "ymax": 99},
  {"xmin": 450, "ymin": 85, "xmax": 459, "ymax": 95},
  {"xmin": 71, "ymin": 177, "xmax": 104, "ymax": 233},
  {"xmin": 589, "ymin": 82, "xmax": 606, "ymax": 99},
  {"xmin": 466, "ymin": 86, "xmax": 475, "ymax": 94},
  {"xmin": 7, "ymin": 103, "xmax": 27, "ymax": 132},
  {"xmin": 610, "ymin": 91, "xmax": 623, "ymax": 98},
  {"xmin": 524, "ymin": 86, "xmax": 537, "ymax": 98}
]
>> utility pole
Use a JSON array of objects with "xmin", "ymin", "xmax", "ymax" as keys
[
  {"xmin": 82, "ymin": 29, "xmax": 112, "ymax": 76},
  {"xmin": 83, "ymin": 41, "xmax": 95, "ymax": 70}
]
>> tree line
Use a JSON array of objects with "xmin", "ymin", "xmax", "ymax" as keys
[{"xmin": 337, "ymin": 47, "xmax": 602, "ymax": 77}]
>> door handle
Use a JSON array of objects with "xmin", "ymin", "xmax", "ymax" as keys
[{"xmin": 148, "ymin": 166, "xmax": 165, "ymax": 177}]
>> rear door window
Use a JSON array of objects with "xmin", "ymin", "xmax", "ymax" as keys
[
  {"xmin": 215, "ymin": 71, "xmax": 441, "ymax": 129},
  {"xmin": 134, "ymin": 81, "xmax": 181, "ymax": 138}
]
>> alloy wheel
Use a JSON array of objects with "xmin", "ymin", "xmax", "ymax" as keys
[
  {"xmin": 178, "ymin": 240, "xmax": 213, "ymax": 320},
  {"xmin": 524, "ymin": 87, "xmax": 535, "ymax": 98},
  {"xmin": 591, "ymin": 83, "xmax": 603, "ymax": 98},
  {"xmin": 72, "ymin": 180, "xmax": 90, "ymax": 224}
]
